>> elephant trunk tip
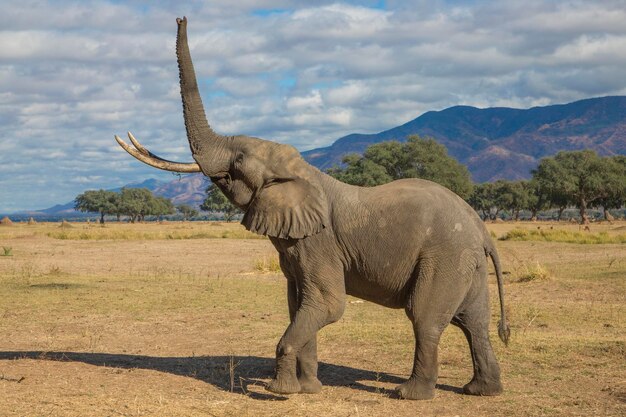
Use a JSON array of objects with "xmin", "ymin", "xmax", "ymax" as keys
[{"xmin": 498, "ymin": 320, "xmax": 511, "ymax": 347}]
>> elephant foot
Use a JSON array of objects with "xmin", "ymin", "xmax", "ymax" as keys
[
  {"xmin": 395, "ymin": 379, "xmax": 436, "ymax": 400},
  {"xmin": 463, "ymin": 378, "xmax": 503, "ymax": 396},
  {"xmin": 266, "ymin": 376, "xmax": 301, "ymax": 395},
  {"xmin": 298, "ymin": 376, "xmax": 322, "ymax": 394}
]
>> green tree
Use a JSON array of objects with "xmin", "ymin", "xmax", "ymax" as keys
[
  {"xmin": 327, "ymin": 154, "xmax": 392, "ymax": 187},
  {"xmin": 74, "ymin": 189, "xmax": 119, "ymax": 224},
  {"xmin": 532, "ymin": 150, "xmax": 611, "ymax": 223},
  {"xmin": 523, "ymin": 179, "xmax": 550, "ymax": 221},
  {"xmin": 201, "ymin": 184, "xmax": 241, "ymax": 222},
  {"xmin": 118, "ymin": 188, "xmax": 172, "ymax": 222},
  {"xmin": 594, "ymin": 155, "xmax": 626, "ymax": 220},
  {"xmin": 493, "ymin": 180, "xmax": 531, "ymax": 221},
  {"xmin": 150, "ymin": 196, "xmax": 175, "ymax": 220},
  {"xmin": 328, "ymin": 135, "xmax": 474, "ymax": 199},
  {"xmin": 468, "ymin": 182, "xmax": 498, "ymax": 220},
  {"xmin": 177, "ymin": 204, "xmax": 199, "ymax": 221},
  {"xmin": 531, "ymin": 157, "xmax": 570, "ymax": 220}
]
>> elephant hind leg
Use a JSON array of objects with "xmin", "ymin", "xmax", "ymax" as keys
[
  {"xmin": 395, "ymin": 319, "xmax": 447, "ymax": 400},
  {"xmin": 396, "ymin": 262, "xmax": 463, "ymax": 400},
  {"xmin": 451, "ymin": 274, "xmax": 503, "ymax": 396}
]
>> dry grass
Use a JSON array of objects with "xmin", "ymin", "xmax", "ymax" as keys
[
  {"xmin": 0, "ymin": 221, "xmax": 624, "ymax": 416},
  {"xmin": 515, "ymin": 261, "xmax": 551, "ymax": 282},
  {"xmin": 0, "ymin": 221, "xmax": 265, "ymax": 241},
  {"xmin": 500, "ymin": 228, "xmax": 626, "ymax": 244},
  {"xmin": 253, "ymin": 255, "xmax": 282, "ymax": 273}
]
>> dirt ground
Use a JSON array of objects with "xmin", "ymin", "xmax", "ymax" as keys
[{"xmin": 0, "ymin": 221, "xmax": 624, "ymax": 416}]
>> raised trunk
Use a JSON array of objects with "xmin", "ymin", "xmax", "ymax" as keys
[{"xmin": 176, "ymin": 17, "xmax": 230, "ymax": 174}]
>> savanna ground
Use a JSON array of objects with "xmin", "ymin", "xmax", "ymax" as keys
[{"xmin": 0, "ymin": 220, "xmax": 624, "ymax": 416}]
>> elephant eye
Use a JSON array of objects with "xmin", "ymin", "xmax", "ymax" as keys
[{"xmin": 212, "ymin": 172, "xmax": 232, "ymax": 187}]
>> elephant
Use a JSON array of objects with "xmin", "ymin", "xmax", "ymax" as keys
[{"xmin": 115, "ymin": 17, "xmax": 510, "ymax": 400}]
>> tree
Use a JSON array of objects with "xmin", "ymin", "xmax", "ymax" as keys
[
  {"xmin": 118, "ymin": 188, "xmax": 173, "ymax": 222},
  {"xmin": 531, "ymin": 157, "xmax": 570, "ymax": 220},
  {"xmin": 468, "ymin": 183, "xmax": 498, "ymax": 220},
  {"xmin": 177, "ymin": 204, "xmax": 198, "ymax": 221},
  {"xmin": 533, "ymin": 150, "xmax": 611, "ymax": 223},
  {"xmin": 328, "ymin": 135, "xmax": 474, "ymax": 199},
  {"xmin": 494, "ymin": 180, "xmax": 531, "ymax": 221},
  {"xmin": 74, "ymin": 189, "xmax": 119, "ymax": 224},
  {"xmin": 201, "ymin": 184, "xmax": 241, "ymax": 222},
  {"xmin": 150, "ymin": 196, "xmax": 175, "ymax": 220},
  {"xmin": 327, "ymin": 153, "xmax": 392, "ymax": 187},
  {"xmin": 594, "ymin": 155, "xmax": 626, "ymax": 220},
  {"xmin": 524, "ymin": 179, "xmax": 550, "ymax": 221}
]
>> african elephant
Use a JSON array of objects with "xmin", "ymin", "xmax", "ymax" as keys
[{"xmin": 115, "ymin": 17, "xmax": 510, "ymax": 400}]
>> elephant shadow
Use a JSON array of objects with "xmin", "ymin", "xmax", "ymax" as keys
[{"xmin": 0, "ymin": 351, "xmax": 463, "ymax": 400}]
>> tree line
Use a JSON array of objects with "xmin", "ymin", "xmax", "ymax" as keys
[
  {"xmin": 328, "ymin": 136, "xmax": 625, "ymax": 223},
  {"xmin": 76, "ymin": 136, "xmax": 624, "ymax": 224},
  {"xmin": 75, "ymin": 188, "xmax": 175, "ymax": 224},
  {"xmin": 74, "ymin": 185, "xmax": 243, "ymax": 224}
]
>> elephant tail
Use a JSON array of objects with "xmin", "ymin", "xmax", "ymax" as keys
[{"xmin": 487, "ymin": 246, "xmax": 510, "ymax": 346}]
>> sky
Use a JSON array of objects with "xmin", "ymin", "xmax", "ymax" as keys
[{"xmin": 1, "ymin": 0, "xmax": 626, "ymax": 212}]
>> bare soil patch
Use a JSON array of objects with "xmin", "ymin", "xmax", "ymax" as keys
[{"xmin": 1, "ymin": 221, "xmax": 624, "ymax": 416}]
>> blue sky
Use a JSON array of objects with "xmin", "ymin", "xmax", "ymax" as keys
[{"xmin": 1, "ymin": 0, "xmax": 625, "ymax": 212}]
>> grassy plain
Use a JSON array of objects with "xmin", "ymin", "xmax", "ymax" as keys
[{"xmin": 0, "ymin": 220, "xmax": 624, "ymax": 416}]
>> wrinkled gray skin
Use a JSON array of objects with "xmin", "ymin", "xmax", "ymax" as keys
[{"xmin": 117, "ymin": 17, "xmax": 510, "ymax": 400}]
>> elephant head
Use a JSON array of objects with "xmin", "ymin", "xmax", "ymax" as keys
[{"xmin": 115, "ymin": 17, "xmax": 328, "ymax": 239}]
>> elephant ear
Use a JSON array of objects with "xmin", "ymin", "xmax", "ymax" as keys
[{"xmin": 241, "ymin": 147, "xmax": 328, "ymax": 239}]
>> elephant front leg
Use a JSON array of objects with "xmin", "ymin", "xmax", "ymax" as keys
[
  {"xmin": 267, "ymin": 273, "xmax": 345, "ymax": 395},
  {"xmin": 297, "ymin": 337, "xmax": 322, "ymax": 393},
  {"xmin": 272, "ymin": 279, "xmax": 321, "ymax": 394}
]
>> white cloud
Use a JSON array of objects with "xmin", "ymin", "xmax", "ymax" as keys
[
  {"xmin": 1, "ymin": 0, "xmax": 625, "ymax": 212},
  {"xmin": 286, "ymin": 90, "xmax": 323, "ymax": 110}
]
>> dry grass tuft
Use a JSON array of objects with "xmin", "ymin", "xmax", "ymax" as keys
[
  {"xmin": 516, "ymin": 262, "xmax": 551, "ymax": 282},
  {"xmin": 253, "ymin": 255, "xmax": 281, "ymax": 273},
  {"xmin": 59, "ymin": 220, "xmax": 73, "ymax": 228}
]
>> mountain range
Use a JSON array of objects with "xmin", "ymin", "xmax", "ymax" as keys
[
  {"xmin": 12, "ymin": 96, "xmax": 626, "ymax": 217},
  {"xmin": 303, "ymin": 96, "xmax": 626, "ymax": 182}
]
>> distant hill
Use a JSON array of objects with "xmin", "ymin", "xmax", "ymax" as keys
[
  {"xmin": 11, "ymin": 96, "xmax": 625, "ymax": 218},
  {"xmin": 302, "ymin": 96, "xmax": 626, "ymax": 182},
  {"xmin": 13, "ymin": 176, "xmax": 209, "ymax": 219}
]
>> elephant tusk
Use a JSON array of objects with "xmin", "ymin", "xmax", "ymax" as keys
[
  {"xmin": 127, "ymin": 131, "xmax": 150, "ymax": 156},
  {"xmin": 115, "ymin": 132, "xmax": 202, "ymax": 173}
]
